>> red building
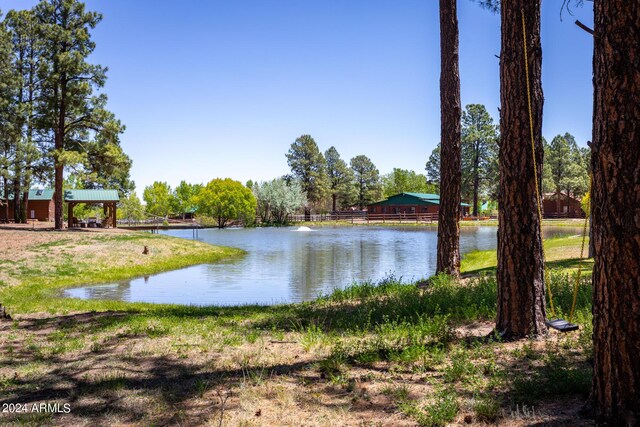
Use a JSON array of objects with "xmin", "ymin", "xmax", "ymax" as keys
[
  {"xmin": 543, "ymin": 192, "xmax": 584, "ymax": 218},
  {"xmin": 0, "ymin": 189, "xmax": 55, "ymax": 222},
  {"xmin": 368, "ymin": 192, "xmax": 470, "ymax": 216}
]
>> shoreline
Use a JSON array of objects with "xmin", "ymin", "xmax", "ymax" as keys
[{"xmin": 0, "ymin": 228, "xmax": 245, "ymax": 314}]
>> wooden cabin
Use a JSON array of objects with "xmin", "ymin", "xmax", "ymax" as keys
[
  {"xmin": 367, "ymin": 192, "xmax": 470, "ymax": 216},
  {"xmin": 543, "ymin": 192, "xmax": 585, "ymax": 218},
  {"xmin": 0, "ymin": 189, "xmax": 55, "ymax": 222}
]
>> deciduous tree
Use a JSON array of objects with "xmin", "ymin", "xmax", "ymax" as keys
[
  {"xmin": 143, "ymin": 181, "xmax": 172, "ymax": 218},
  {"xmin": 252, "ymin": 178, "xmax": 306, "ymax": 224},
  {"xmin": 382, "ymin": 168, "xmax": 436, "ymax": 198},
  {"xmin": 172, "ymin": 180, "xmax": 201, "ymax": 220},
  {"xmin": 196, "ymin": 178, "xmax": 256, "ymax": 228}
]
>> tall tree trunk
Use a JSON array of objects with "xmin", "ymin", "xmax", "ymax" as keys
[
  {"xmin": 591, "ymin": 1, "xmax": 640, "ymax": 423},
  {"xmin": 556, "ymin": 187, "xmax": 561, "ymax": 216},
  {"xmin": 3, "ymin": 176, "xmax": 9, "ymax": 221},
  {"xmin": 496, "ymin": 0, "xmax": 547, "ymax": 339},
  {"xmin": 473, "ymin": 145, "xmax": 480, "ymax": 217},
  {"xmin": 332, "ymin": 193, "xmax": 337, "ymax": 213},
  {"xmin": 13, "ymin": 178, "xmax": 21, "ymax": 223},
  {"xmin": 22, "ymin": 190, "xmax": 29, "ymax": 222},
  {"xmin": 436, "ymin": 0, "xmax": 461, "ymax": 279},
  {"xmin": 54, "ymin": 80, "xmax": 66, "ymax": 230}
]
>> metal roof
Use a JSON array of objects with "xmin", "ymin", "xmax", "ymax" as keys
[
  {"xmin": 64, "ymin": 189, "xmax": 120, "ymax": 202},
  {"xmin": 402, "ymin": 192, "xmax": 440, "ymax": 200},
  {"xmin": 369, "ymin": 192, "xmax": 471, "ymax": 208},
  {"xmin": 28, "ymin": 189, "xmax": 54, "ymax": 201}
]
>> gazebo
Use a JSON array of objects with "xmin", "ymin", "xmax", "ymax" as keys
[{"xmin": 65, "ymin": 189, "xmax": 120, "ymax": 228}]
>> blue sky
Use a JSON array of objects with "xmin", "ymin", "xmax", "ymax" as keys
[{"xmin": 1, "ymin": 1, "xmax": 594, "ymax": 195}]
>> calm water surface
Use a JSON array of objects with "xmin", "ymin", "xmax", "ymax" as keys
[{"xmin": 63, "ymin": 226, "xmax": 580, "ymax": 306}]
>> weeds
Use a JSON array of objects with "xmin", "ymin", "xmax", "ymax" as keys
[{"xmin": 400, "ymin": 388, "xmax": 459, "ymax": 427}]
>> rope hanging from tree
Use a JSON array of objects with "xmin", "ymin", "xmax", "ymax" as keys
[{"xmin": 520, "ymin": 9, "xmax": 589, "ymax": 331}]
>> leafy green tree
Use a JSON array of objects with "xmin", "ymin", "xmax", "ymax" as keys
[
  {"xmin": 35, "ymin": 0, "xmax": 122, "ymax": 229},
  {"xmin": 286, "ymin": 135, "xmax": 329, "ymax": 208},
  {"xmin": 381, "ymin": 168, "xmax": 436, "ymax": 198},
  {"xmin": 324, "ymin": 146, "xmax": 355, "ymax": 211},
  {"xmin": 350, "ymin": 155, "xmax": 382, "ymax": 209},
  {"xmin": 252, "ymin": 178, "xmax": 306, "ymax": 224},
  {"xmin": 143, "ymin": 181, "xmax": 172, "ymax": 218},
  {"xmin": 117, "ymin": 193, "xmax": 145, "ymax": 222},
  {"xmin": 460, "ymin": 104, "xmax": 499, "ymax": 215},
  {"xmin": 172, "ymin": 180, "xmax": 201, "ymax": 219},
  {"xmin": 196, "ymin": 178, "xmax": 256, "ymax": 228}
]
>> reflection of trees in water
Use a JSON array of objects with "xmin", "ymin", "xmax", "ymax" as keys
[
  {"xmin": 83, "ymin": 281, "xmax": 132, "ymax": 301},
  {"xmin": 289, "ymin": 235, "xmax": 383, "ymax": 302}
]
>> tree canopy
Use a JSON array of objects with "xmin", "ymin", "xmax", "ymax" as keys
[
  {"xmin": 382, "ymin": 168, "xmax": 436, "ymax": 198},
  {"xmin": 196, "ymin": 178, "xmax": 256, "ymax": 228},
  {"xmin": 325, "ymin": 146, "xmax": 355, "ymax": 211},
  {"xmin": 350, "ymin": 155, "xmax": 382, "ymax": 209},
  {"xmin": 0, "ymin": 0, "xmax": 131, "ymax": 227},
  {"xmin": 286, "ymin": 135, "xmax": 329, "ymax": 207},
  {"xmin": 252, "ymin": 178, "xmax": 306, "ymax": 224}
]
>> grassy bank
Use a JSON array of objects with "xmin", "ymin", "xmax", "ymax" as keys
[
  {"xmin": 293, "ymin": 218, "xmax": 588, "ymax": 228},
  {"xmin": 461, "ymin": 234, "xmax": 593, "ymax": 275},
  {"xmin": 0, "ymin": 229, "xmax": 244, "ymax": 313},
  {"xmin": 0, "ymin": 231, "xmax": 595, "ymax": 426}
]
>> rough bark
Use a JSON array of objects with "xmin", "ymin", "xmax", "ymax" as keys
[
  {"xmin": 496, "ymin": 0, "xmax": 547, "ymax": 339},
  {"xmin": 436, "ymin": 0, "xmax": 461, "ymax": 278},
  {"xmin": 591, "ymin": 1, "xmax": 640, "ymax": 424},
  {"xmin": 54, "ymin": 79, "xmax": 66, "ymax": 230},
  {"xmin": 473, "ymin": 145, "xmax": 480, "ymax": 217}
]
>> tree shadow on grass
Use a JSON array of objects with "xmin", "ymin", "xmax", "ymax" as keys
[{"xmin": 1, "ymin": 314, "xmax": 317, "ymax": 425}]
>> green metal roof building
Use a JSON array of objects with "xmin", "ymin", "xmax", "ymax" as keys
[
  {"xmin": 368, "ymin": 192, "xmax": 470, "ymax": 215},
  {"xmin": 64, "ymin": 189, "xmax": 120, "ymax": 228},
  {"xmin": 64, "ymin": 189, "xmax": 119, "ymax": 203}
]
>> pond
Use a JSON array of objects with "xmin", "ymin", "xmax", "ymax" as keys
[{"xmin": 63, "ymin": 226, "xmax": 582, "ymax": 306}]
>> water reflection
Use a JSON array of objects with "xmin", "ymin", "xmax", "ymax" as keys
[{"xmin": 63, "ymin": 226, "xmax": 582, "ymax": 306}]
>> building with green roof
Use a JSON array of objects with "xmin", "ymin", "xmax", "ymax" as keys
[
  {"xmin": 0, "ymin": 189, "xmax": 55, "ymax": 222},
  {"xmin": 64, "ymin": 189, "xmax": 120, "ymax": 228},
  {"xmin": 368, "ymin": 192, "xmax": 470, "ymax": 216}
]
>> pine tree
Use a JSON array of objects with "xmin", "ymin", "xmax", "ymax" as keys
[
  {"xmin": 286, "ymin": 135, "xmax": 329, "ymax": 211},
  {"xmin": 496, "ymin": 0, "xmax": 547, "ymax": 339},
  {"xmin": 436, "ymin": 0, "xmax": 462, "ymax": 278},
  {"xmin": 325, "ymin": 146, "xmax": 354, "ymax": 211},
  {"xmin": 591, "ymin": 0, "xmax": 640, "ymax": 423}
]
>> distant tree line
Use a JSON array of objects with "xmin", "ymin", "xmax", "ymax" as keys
[
  {"xmin": 425, "ymin": 104, "xmax": 590, "ymax": 216},
  {"xmin": 284, "ymin": 134, "xmax": 437, "ymax": 214},
  {"xmin": 0, "ymin": 0, "xmax": 133, "ymax": 229}
]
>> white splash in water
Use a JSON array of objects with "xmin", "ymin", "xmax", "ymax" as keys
[{"xmin": 295, "ymin": 226, "xmax": 313, "ymax": 232}]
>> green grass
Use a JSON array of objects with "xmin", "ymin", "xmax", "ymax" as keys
[
  {"xmin": 0, "ymin": 232, "xmax": 244, "ymax": 314},
  {"xmin": 461, "ymin": 235, "xmax": 592, "ymax": 274},
  {"xmin": 0, "ymin": 229, "xmax": 596, "ymax": 426}
]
